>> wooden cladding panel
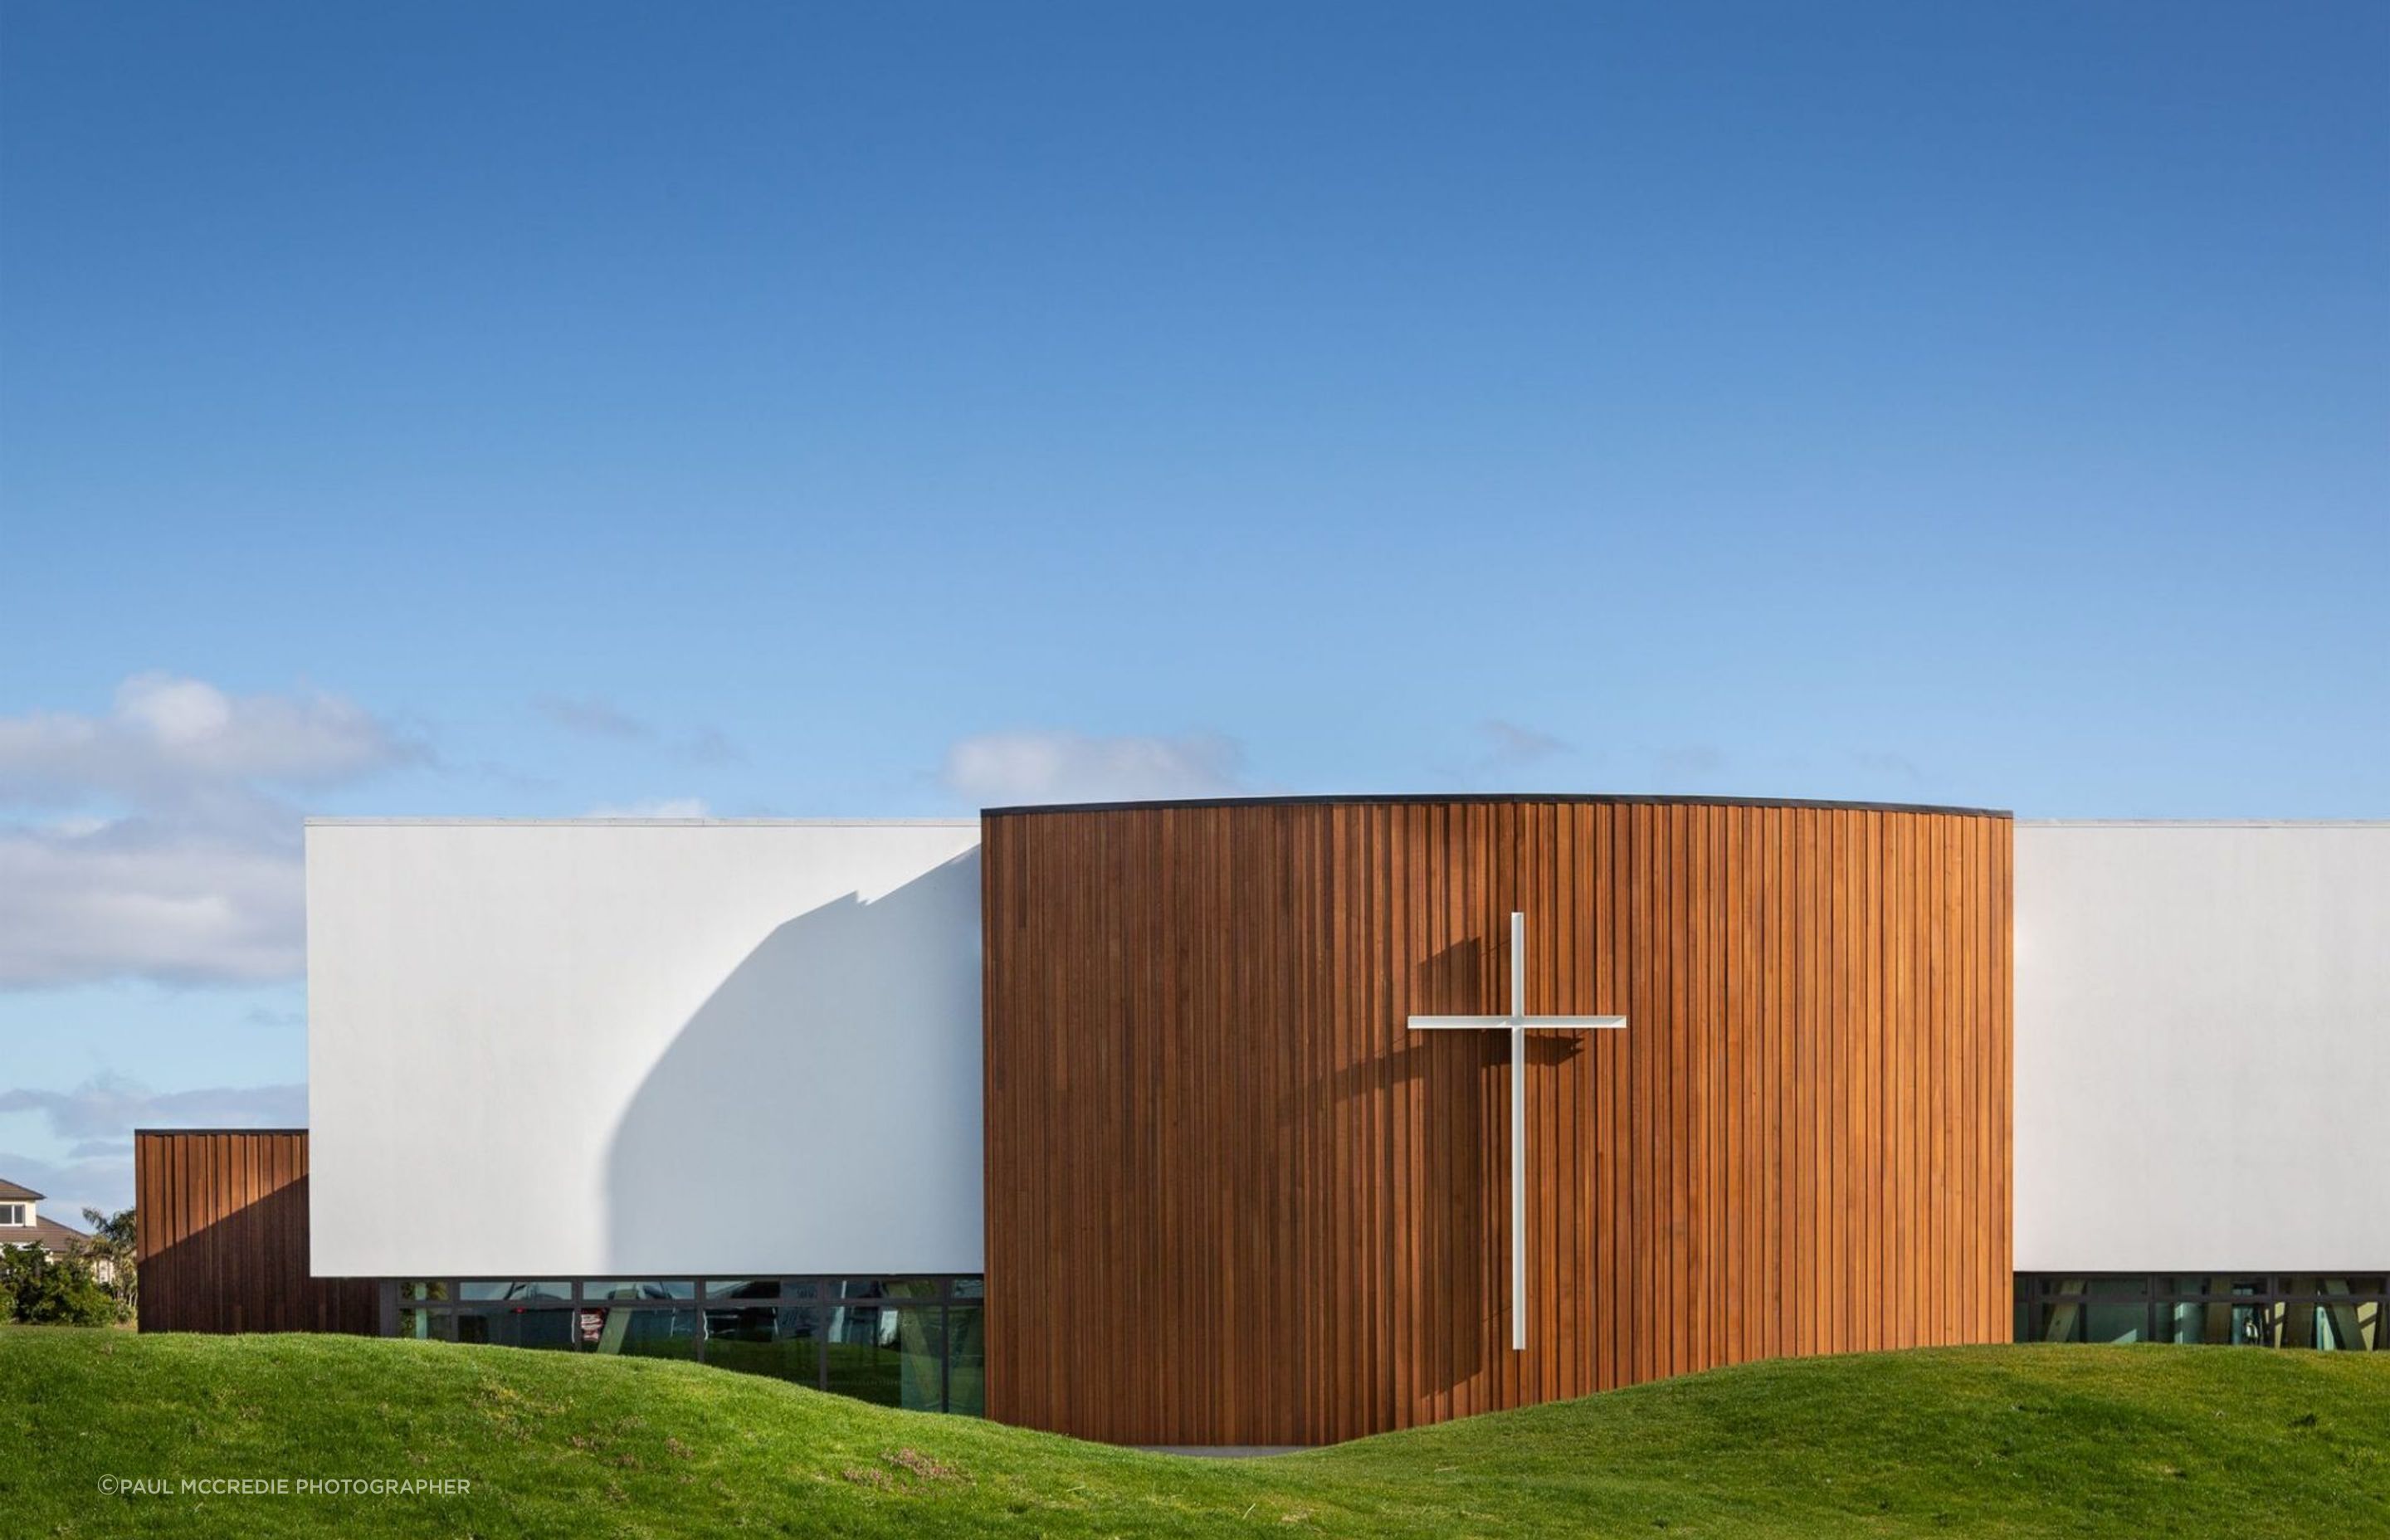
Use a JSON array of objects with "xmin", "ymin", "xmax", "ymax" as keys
[
  {"xmin": 134, "ymin": 1130, "xmax": 376, "ymax": 1335},
  {"xmin": 982, "ymin": 798, "xmax": 2012, "ymax": 1445}
]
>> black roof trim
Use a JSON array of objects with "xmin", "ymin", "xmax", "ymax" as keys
[
  {"xmin": 132, "ymin": 1128, "xmax": 310, "ymax": 1137},
  {"xmin": 983, "ymin": 792, "xmax": 2012, "ymax": 819}
]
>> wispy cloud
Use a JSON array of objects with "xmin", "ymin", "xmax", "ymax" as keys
[
  {"xmin": 0, "ymin": 821, "xmax": 308, "ymax": 986},
  {"xmin": 684, "ymin": 727, "xmax": 744, "ymax": 765},
  {"xmin": 1480, "ymin": 719, "xmax": 1570, "ymax": 766},
  {"xmin": 1650, "ymin": 743, "xmax": 1726, "ymax": 782},
  {"xmin": 0, "ymin": 1074, "xmax": 305, "ymax": 1141},
  {"xmin": 0, "ymin": 675, "xmax": 418, "ymax": 987},
  {"xmin": 940, "ymin": 729, "xmax": 1247, "ymax": 806},
  {"xmin": 534, "ymin": 694, "xmax": 654, "ymax": 743},
  {"xmin": 0, "ymin": 672, "xmax": 418, "ymax": 807},
  {"xmin": 0, "ymin": 1146, "xmax": 130, "ymax": 1224},
  {"xmin": 535, "ymin": 695, "xmax": 743, "ymax": 766},
  {"xmin": 1852, "ymin": 749, "xmax": 1927, "ymax": 785},
  {"xmin": 0, "ymin": 1075, "xmax": 300, "ymax": 1217}
]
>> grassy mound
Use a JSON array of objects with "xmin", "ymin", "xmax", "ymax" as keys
[{"xmin": 2, "ymin": 1328, "xmax": 2385, "ymax": 1537}]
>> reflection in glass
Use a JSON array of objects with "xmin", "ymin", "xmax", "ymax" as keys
[
  {"xmin": 2316, "ymin": 1284, "xmax": 2383, "ymax": 1352},
  {"xmin": 454, "ymin": 1309, "xmax": 575, "ymax": 1348},
  {"xmin": 584, "ymin": 1280, "xmax": 697, "ymax": 1301},
  {"xmin": 2081, "ymin": 1302, "xmax": 2144, "ymax": 1343},
  {"xmin": 459, "ymin": 1281, "xmax": 571, "ymax": 1302},
  {"xmin": 381, "ymin": 1275, "xmax": 992, "ymax": 1406},
  {"xmin": 705, "ymin": 1279, "xmax": 781, "ymax": 1301},
  {"xmin": 703, "ymin": 1306, "xmax": 822, "ymax": 1386},
  {"xmin": 2025, "ymin": 1274, "xmax": 2390, "ymax": 1354},
  {"xmin": 398, "ymin": 1308, "xmax": 454, "ymax": 1341},
  {"xmin": 2235, "ymin": 1301, "xmax": 2283, "ymax": 1347},
  {"xmin": 582, "ymin": 1306, "xmax": 701, "ymax": 1358},
  {"xmin": 817, "ymin": 1300, "xmax": 936, "ymax": 1406},
  {"xmin": 947, "ymin": 1305, "xmax": 985, "ymax": 1416},
  {"xmin": 2161, "ymin": 1300, "xmax": 2236, "ymax": 1345}
]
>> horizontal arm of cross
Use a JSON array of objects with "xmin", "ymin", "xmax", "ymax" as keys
[{"xmin": 1407, "ymin": 1015, "xmax": 1627, "ymax": 1031}]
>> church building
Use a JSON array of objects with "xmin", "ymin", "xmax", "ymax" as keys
[{"xmin": 135, "ymin": 797, "xmax": 2389, "ymax": 1446}]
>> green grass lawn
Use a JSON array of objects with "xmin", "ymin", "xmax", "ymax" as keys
[{"xmin": 2, "ymin": 1329, "xmax": 2384, "ymax": 1538}]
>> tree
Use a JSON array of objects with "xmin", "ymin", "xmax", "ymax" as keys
[
  {"xmin": 0, "ymin": 1245, "xmax": 117, "ymax": 1328},
  {"xmin": 79, "ymin": 1206, "xmax": 139, "ymax": 1323}
]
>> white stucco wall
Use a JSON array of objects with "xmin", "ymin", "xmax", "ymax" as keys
[
  {"xmin": 306, "ymin": 820, "xmax": 984, "ymax": 1279},
  {"xmin": 2015, "ymin": 821, "xmax": 2390, "ymax": 1273}
]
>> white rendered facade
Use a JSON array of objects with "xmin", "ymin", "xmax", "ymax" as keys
[
  {"xmin": 305, "ymin": 819, "xmax": 984, "ymax": 1279},
  {"xmin": 306, "ymin": 815, "xmax": 2388, "ymax": 1288},
  {"xmin": 2014, "ymin": 821, "xmax": 2390, "ymax": 1274}
]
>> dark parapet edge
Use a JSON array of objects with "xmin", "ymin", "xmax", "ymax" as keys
[{"xmin": 981, "ymin": 792, "xmax": 2012, "ymax": 820}]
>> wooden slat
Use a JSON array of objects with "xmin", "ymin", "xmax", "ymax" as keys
[
  {"xmin": 133, "ymin": 1131, "xmax": 375, "ymax": 1336},
  {"xmin": 982, "ymin": 798, "xmax": 2014, "ymax": 1445}
]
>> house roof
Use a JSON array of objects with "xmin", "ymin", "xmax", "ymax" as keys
[
  {"xmin": 0, "ymin": 1177, "xmax": 43, "ymax": 1201},
  {"xmin": 0, "ymin": 1211, "xmax": 87, "ymax": 1252}
]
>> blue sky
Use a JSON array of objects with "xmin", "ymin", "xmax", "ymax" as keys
[{"xmin": 2, "ymin": 2, "xmax": 2384, "ymax": 1216}]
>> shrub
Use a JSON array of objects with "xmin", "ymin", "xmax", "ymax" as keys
[
  {"xmin": 0, "ymin": 1245, "xmax": 118, "ymax": 1328},
  {"xmin": 79, "ymin": 1206, "xmax": 139, "ymax": 1324}
]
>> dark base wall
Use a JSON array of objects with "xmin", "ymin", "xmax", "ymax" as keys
[{"xmin": 135, "ymin": 1130, "xmax": 376, "ymax": 1334}]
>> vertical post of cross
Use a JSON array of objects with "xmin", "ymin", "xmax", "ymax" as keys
[
  {"xmin": 1509, "ymin": 910, "xmax": 1527, "ymax": 1352},
  {"xmin": 1406, "ymin": 910, "xmax": 1627, "ymax": 1353}
]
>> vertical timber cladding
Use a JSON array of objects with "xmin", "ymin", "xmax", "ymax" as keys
[
  {"xmin": 980, "ymin": 797, "xmax": 2013, "ymax": 1446},
  {"xmin": 134, "ymin": 1130, "xmax": 377, "ymax": 1334}
]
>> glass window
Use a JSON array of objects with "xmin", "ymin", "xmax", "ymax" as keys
[
  {"xmin": 584, "ymin": 1280, "xmax": 696, "ymax": 1302},
  {"xmin": 455, "ymin": 1309, "xmax": 575, "ymax": 1349},
  {"xmin": 2080, "ymin": 1301, "xmax": 2145, "ymax": 1344},
  {"xmin": 398, "ymin": 1309, "xmax": 455, "ymax": 1341},
  {"xmin": 579, "ymin": 1307, "xmax": 701, "ymax": 1359},
  {"xmin": 2026, "ymin": 1274, "xmax": 2390, "ymax": 1354},
  {"xmin": 2080, "ymin": 1276, "xmax": 2149, "ymax": 1297},
  {"xmin": 2235, "ymin": 1300, "xmax": 2285, "ymax": 1347},
  {"xmin": 823, "ymin": 1303, "xmax": 933, "ymax": 1407},
  {"xmin": 946, "ymin": 1304, "xmax": 985, "ymax": 1416},
  {"xmin": 380, "ymin": 1274, "xmax": 993, "ymax": 1412},
  {"xmin": 2312, "ymin": 1298, "xmax": 2381, "ymax": 1352},
  {"xmin": 459, "ymin": 1281, "xmax": 570, "ymax": 1302},
  {"xmin": 2159, "ymin": 1299, "xmax": 2237, "ymax": 1345},
  {"xmin": 704, "ymin": 1306, "xmax": 822, "ymax": 1385},
  {"xmin": 704, "ymin": 1279, "xmax": 780, "ymax": 1301}
]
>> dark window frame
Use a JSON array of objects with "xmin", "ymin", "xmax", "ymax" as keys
[
  {"xmin": 377, "ymin": 1274, "xmax": 986, "ymax": 1412},
  {"xmin": 2014, "ymin": 1273, "xmax": 2389, "ymax": 1352}
]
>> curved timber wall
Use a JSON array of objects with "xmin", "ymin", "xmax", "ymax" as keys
[{"xmin": 982, "ymin": 796, "xmax": 2012, "ymax": 1445}]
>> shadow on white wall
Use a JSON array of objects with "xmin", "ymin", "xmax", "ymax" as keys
[{"xmin": 602, "ymin": 850, "xmax": 983, "ymax": 1274}]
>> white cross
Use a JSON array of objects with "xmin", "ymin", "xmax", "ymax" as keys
[{"xmin": 1408, "ymin": 911, "xmax": 1626, "ymax": 1352}]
